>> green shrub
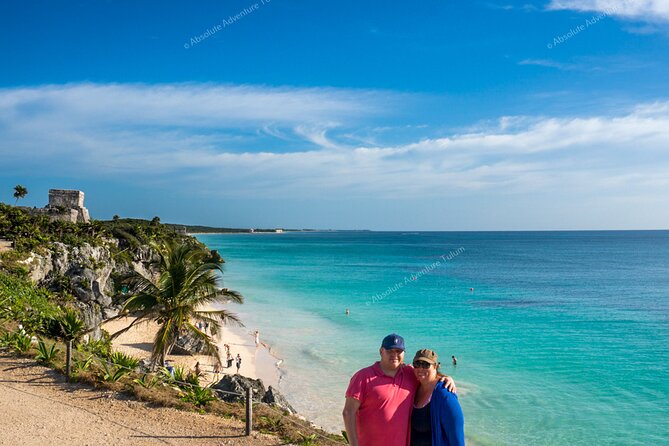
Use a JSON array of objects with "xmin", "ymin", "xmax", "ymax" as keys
[
  {"xmin": 0, "ymin": 272, "xmax": 63, "ymax": 335},
  {"xmin": 13, "ymin": 332, "xmax": 32, "ymax": 353},
  {"xmin": 297, "ymin": 433, "xmax": 319, "ymax": 446},
  {"xmin": 133, "ymin": 373, "xmax": 160, "ymax": 389},
  {"xmin": 180, "ymin": 386, "xmax": 217, "ymax": 407},
  {"xmin": 99, "ymin": 362, "xmax": 129, "ymax": 382},
  {"xmin": 109, "ymin": 351, "xmax": 140, "ymax": 370},
  {"xmin": 72, "ymin": 355, "xmax": 94, "ymax": 372},
  {"xmin": 77, "ymin": 337, "xmax": 112, "ymax": 358},
  {"xmin": 35, "ymin": 340, "xmax": 60, "ymax": 364},
  {"xmin": 0, "ymin": 330, "xmax": 17, "ymax": 348}
]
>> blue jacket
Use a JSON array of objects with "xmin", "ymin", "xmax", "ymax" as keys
[{"xmin": 430, "ymin": 382, "xmax": 465, "ymax": 446}]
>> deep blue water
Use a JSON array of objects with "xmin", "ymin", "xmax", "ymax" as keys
[{"xmin": 196, "ymin": 231, "xmax": 669, "ymax": 445}]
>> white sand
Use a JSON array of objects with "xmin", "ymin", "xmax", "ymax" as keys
[{"xmin": 103, "ymin": 311, "xmax": 280, "ymax": 388}]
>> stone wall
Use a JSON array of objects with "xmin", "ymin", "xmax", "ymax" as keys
[
  {"xmin": 49, "ymin": 189, "xmax": 84, "ymax": 208},
  {"xmin": 45, "ymin": 189, "xmax": 90, "ymax": 223}
]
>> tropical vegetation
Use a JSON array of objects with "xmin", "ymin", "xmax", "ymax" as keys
[{"xmin": 112, "ymin": 241, "xmax": 243, "ymax": 367}]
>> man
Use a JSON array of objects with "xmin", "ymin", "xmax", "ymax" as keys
[{"xmin": 342, "ymin": 334, "xmax": 456, "ymax": 446}]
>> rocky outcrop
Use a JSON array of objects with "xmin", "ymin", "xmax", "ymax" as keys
[
  {"xmin": 20, "ymin": 241, "xmax": 157, "ymax": 340},
  {"xmin": 172, "ymin": 333, "xmax": 210, "ymax": 355},
  {"xmin": 212, "ymin": 374, "xmax": 295, "ymax": 414},
  {"xmin": 263, "ymin": 386, "xmax": 296, "ymax": 414}
]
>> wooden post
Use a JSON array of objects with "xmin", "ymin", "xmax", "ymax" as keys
[
  {"xmin": 66, "ymin": 339, "xmax": 72, "ymax": 383},
  {"xmin": 245, "ymin": 387, "xmax": 253, "ymax": 436}
]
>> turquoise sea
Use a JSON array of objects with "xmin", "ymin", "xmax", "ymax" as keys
[{"xmin": 196, "ymin": 231, "xmax": 669, "ymax": 445}]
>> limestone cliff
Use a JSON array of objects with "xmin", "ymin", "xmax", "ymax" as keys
[{"xmin": 21, "ymin": 240, "xmax": 159, "ymax": 340}]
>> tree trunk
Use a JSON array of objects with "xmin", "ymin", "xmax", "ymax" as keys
[{"xmin": 66, "ymin": 339, "xmax": 72, "ymax": 382}]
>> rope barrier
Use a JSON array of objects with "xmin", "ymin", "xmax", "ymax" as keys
[{"xmin": 1, "ymin": 332, "xmax": 346, "ymax": 445}]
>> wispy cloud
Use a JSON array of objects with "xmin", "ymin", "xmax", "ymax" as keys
[
  {"xmin": 1, "ymin": 83, "xmax": 668, "ymax": 203},
  {"xmin": 519, "ymin": 58, "xmax": 579, "ymax": 70},
  {"xmin": 547, "ymin": 0, "xmax": 669, "ymax": 22}
]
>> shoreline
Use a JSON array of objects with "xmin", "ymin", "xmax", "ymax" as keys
[{"xmin": 103, "ymin": 310, "xmax": 283, "ymax": 390}]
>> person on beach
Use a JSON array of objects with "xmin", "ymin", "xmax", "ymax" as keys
[
  {"xmin": 213, "ymin": 361, "xmax": 221, "ymax": 379},
  {"xmin": 227, "ymin": 352, "xmax": 233, "ymax": 368},
  {"xmin": 411, "ymin": 349, "xmax": 464, "ymax": 446},
  {"xmin": 342, "ymin": 334, "xmax": 457, "ymax": 446},
  {"xmin": 235, "ymin": 354, "xmax": 242, "ymax": 373},
  {"xmin": 254, "ymin": 330, "xmax": 260, "ymax": 347}
]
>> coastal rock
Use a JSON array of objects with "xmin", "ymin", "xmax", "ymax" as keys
[
  {"xmin": 262, "ymin": 385, "xmax": 296, "ymax": 414},
  {"xmin": 212, "ymin": 374, "xmax": 266, "ymax": 402},
  {"xmin": 172, "ymin": 333, "xmax": 210, "ymax": 355}
]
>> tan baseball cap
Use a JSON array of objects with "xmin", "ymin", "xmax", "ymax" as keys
[{"xmin": 413, "ymin": 348, "xmax": 438, "ymax": 364}]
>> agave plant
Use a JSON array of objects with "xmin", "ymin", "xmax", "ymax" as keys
[
  {"xmin": 297, "ymin": 433, "xmax": 319, "ymax": 446},
  {"xmin": 99, "ymin": 362, "xmax": 129, "ymax": 383},
  {"xmin": 132, "ymin": 373, "xmax": 160, "ymax": 389},
  {"xmin": 108, "ymin": 351, "xmax": 140, "ymax": 371},
  {"xmin": 72, "ymin": 355, "xmax": 94, "ymax": 372},
  {"xmin": 179, "ymin": 386, "xmax": 217, "ymax": 407},
  {"xmin": 35, "ymin": 340, "xmax": 60, "ymax": 364},
  {"xmin": 259, "ymin": 415, "xmax": 285, "ymax": 432}
]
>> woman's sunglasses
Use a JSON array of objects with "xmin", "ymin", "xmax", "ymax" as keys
[{"xmin": 412, "ymin": 360, "xmax": 432, "ymax": 369}]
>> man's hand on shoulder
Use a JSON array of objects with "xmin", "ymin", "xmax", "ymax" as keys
[{"xmin": 437, "ymin": 374, "xmax": 457, "ymax": 393}]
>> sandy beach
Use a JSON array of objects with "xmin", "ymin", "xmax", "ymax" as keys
[{"xmin": 102, "ymin": 307, "xmax": 280, "ymax": 389}]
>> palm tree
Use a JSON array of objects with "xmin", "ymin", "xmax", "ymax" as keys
[
  {"xmin": 48, "ymin": 308, "xmax": 86, "ymax": 382},
  {"xmin": 112, "ymin": 242, "xmax": 243, "ymax": 368},
  {"xmin": 13, "ymin": 185, "xmax": 28, "ymax": 205}
]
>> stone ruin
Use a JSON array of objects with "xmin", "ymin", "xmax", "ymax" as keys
[{"xmin": 44, "ymin": 189, "xmax": 91, "ymax": 223}]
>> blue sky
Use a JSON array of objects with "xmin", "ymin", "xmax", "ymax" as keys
[{"xmin": 1, "ymin": 0, "xmax": 668, "ymax": 230}]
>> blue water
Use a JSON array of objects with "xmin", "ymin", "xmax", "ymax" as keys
[{"xmin": 196, "ymin": 231, "xmax": 669, "ymax": 445}]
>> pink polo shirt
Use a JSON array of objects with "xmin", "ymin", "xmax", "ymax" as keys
[{"xmin": 345, "ymin": 362, "xmax": 418, "ymax": 446}]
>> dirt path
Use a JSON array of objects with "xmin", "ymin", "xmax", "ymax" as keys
[{"xmin": 0, "ymin": 354, "xmax": 285, "ymax": 446}]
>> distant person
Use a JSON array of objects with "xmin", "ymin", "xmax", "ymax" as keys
[
  {"xmin": 213, "ymin": 362, "xmax": 221, "ymax": 379},
  {"xmin": 452, "ymin": 356, "xmax": 457, "ymax": 366},
  {"xmin": 411, "ymin": 349, "xmax": 464, "ymax": 446},
  {"xmin": 254, "ymin": 330, "xmax": 260, "ymax": 347},
  {"xmin": 235, "ymin": 354, "xmax": 242, "ymax": 373},
  {"xmin": 342, "ymin": 334, "xmax": 456, "ymax": 446},
  {"xmin": 226, "ymin": 352, "xmax": 233, "ymax": 368},
  {"xmin": 346, "ymin": 308, "xmax": 350, "ymax": 316},
  {"xmin": 165, "ymin": 360, "xmax": 175, "ymax": 379}
]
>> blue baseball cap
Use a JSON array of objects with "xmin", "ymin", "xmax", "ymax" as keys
[{"xmin": 381, "ymin": 333, "xmax": 405, "ymax": 351}]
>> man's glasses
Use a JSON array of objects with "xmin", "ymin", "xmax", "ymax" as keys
[{"xmin": 412, "ymin": 360, "xmax": 432, "ymax": 369}]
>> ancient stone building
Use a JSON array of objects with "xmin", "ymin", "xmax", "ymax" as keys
[{"xmin": 45, "ymin": 189, "xmax": 91, "ymax": 223}]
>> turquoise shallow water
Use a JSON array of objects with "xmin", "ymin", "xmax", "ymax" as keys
[{"xmin": 196, "ymin": 231, "xmax": 669, "ymax": 445}]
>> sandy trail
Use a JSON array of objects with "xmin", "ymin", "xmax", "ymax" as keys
[{"xmin": 0, "ymin": 354, "xmax": 284, "ymax": 446}]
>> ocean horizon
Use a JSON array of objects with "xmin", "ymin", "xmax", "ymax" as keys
[{"xmin": 196, "ymin": 230, "xmax": 669, "ymax": 445}]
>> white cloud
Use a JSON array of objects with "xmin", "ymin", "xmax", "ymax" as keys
[
  {"xmin": 519, "ymin": 59, "xmax": 579, "ymax": 70},
  {"xmin": 547, "ymin": 0, "xmax": 669, "ymax": 22},
  {"xmin": 1, "ymin": 83, "xmax": 668, "ymax": 203}
]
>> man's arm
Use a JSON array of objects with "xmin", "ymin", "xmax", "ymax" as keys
[
  {"xmin": 342, "ymin": 397, "xmax": 361, "ymax": 446},
  {"xmin": 437, "ymin": 373, "xmax": 457, "ymax": 393}
]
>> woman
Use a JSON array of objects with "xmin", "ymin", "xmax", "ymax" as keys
[{"xmin": 411, "ymin": 349, "xmax": 465, "ymax": 446}]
